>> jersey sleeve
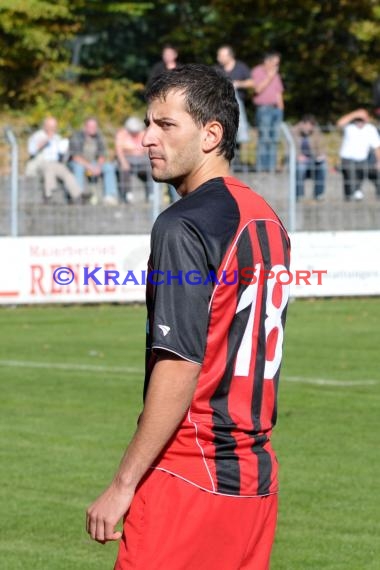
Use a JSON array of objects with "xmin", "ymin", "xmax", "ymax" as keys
[{"xmin": 149, "ymin": 216, "xmax": 212, "ymax": 365}]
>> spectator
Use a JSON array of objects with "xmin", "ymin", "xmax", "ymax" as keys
[
  {"xmin": 337, "ymin": 109, "xmax": 380, "ymax": 201},
  {"xmin": 292, "ymin": 115, "xmax": 326, "ymax": 201},
  {"xmin": 26, "ymin": 117, "xmax": 81, "ymax": 203},
  {"xmin": 251, "ymin": 52, "xmax": 284, "ymax": 172},
  {"xmin": 148, "ymin": 44, "xmax": 180, "ymax": 85},
  {"xmin": 69, "ymin": 118, "xmax": 119, "ymax": 205},
  {"xmin": 216, "ymin": 45, "xmax": 252, "ymax": 147},
  {"xmin": 115, "ymin": 116, "xmax": 153, "ymax": 203}
]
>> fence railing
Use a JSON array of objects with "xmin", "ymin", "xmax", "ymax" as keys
[
  {"xmin": 4, "ymin": 128, "xmax": 19, "ymax": 237},
  {"xmin": 1, "ymin": 124, "xmax": 380, "ymax": 237}
]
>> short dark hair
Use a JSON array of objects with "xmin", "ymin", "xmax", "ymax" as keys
[
  {"xmin": 301, "ymin": 114, "xmax": 317, "ymax": 125},
  {"xmin": 162, "ymin": 43, "xmax": 177, "ymax": 53},
  {"xmin": 144, "ymin": 63, "xmax": 239, "ymax": 162},
  {"xmin": 264, "ymin": 51, "xmax": 281, "ymax": 61}
]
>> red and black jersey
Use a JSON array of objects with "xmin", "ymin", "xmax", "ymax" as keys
[{"xmin": 145, "ymin": 176, "xmax": 290, "ymax": 497}]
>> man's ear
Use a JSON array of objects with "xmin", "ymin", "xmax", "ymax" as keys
[{"xmin": 202, "ymin": 121, "xmax": 223, "ymax": 153}]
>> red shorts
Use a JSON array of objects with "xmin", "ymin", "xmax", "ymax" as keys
[{"xmin": 114, "ymin": 469, "xmax": 278, "ymax": 570}]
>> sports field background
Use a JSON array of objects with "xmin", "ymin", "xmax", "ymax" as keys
[{"xmin": 1, "ymin": 298, "xmax": 379, "ymax": 569}]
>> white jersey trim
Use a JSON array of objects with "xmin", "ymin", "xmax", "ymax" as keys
[
  {"xmin": 151, "ymin": 467, "xmax": 277, "ymax": 498},
  {"xmin": 187, "ymin": 409, "xmax": 216, "ymax": 493},
  {"xmin": 151, "ymin": 345, "xmax": 202, "ymax": 365}
]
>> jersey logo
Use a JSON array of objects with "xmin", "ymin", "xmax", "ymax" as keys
[{"xmin": 158, "ymin": 324, "xmax": 171, "ymax": 336}]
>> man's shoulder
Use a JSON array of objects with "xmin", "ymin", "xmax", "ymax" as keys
[
  {"xmin": 29, "ymin": 129, "xmax": 45, "ymax": 140},
  {"xmin": 153, "ymin": 178, "xmax": 240, "ymax": 233},
  {"xmin": 252, "ymin": 63, "xmax": 263, "ymax": 75},
  {"xmin": 364, "ymin": 123, "xmax": 379, "ymax": 134},
  {"xmin": 235, "ymin": 60, "xmax": 251, "ymax": 76},
  {"xmin": 70, "ymin": 130, "xmax": 84, "ymax": 141},
  {"xmin": 223, "ymin": 176, "xmax": 286, "ymax": 226}
]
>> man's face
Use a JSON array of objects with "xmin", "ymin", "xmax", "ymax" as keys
[
  {"xmin": 44, "ymin": 118, "xmax": 57, "ymax": 135},
  {"xmin": 142, "ymin": 90, "xmax": 204, "ymax": 186},
  {"xmin": 85, "ymin": 119, "xmax": 98, "ymax": 136},
  {"xmin": 162, "ymin": 48, "xmax": 177, "ymax": 65},
  {"xmin": 353, "ymin": 119, "xmax": 365, "ymax": 129},
  {"xmin": 301, "ymin": 121, "xmax": 313, "ymax": 135},
  {"xmin": 217, "ymin": 48, "xmax": 233, "ymax": 67},
  {"xmin": 265, "ymin": 55, "xmax": 280, "ymax": 72}
]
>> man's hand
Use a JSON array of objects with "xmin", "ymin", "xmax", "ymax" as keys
[
  {"xmin": 89, "ymin": 164, "xmax": 102, "ymax": 177},
  {"xmin": 86, "ymin": 479, "xmax": 135, "ymax": 544},
  {"xmin": 85, "ymin": 354, "xmax": 200, "ymax": 546}
]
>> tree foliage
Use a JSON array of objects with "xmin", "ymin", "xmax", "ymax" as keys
[
  {"xmin": 144, "ymin": 0, "xmax": 380, "ymax": 121},
  {"xmin": 0, "ymin": 1, "xmax": 78, "ymax": 105},
  {"xmin": 0, "ymin": 0, "xmax": 379, "ymax": 122}
]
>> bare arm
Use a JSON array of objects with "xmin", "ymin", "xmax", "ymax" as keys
[
  {"xmin": 233, "ymin": 78, "xmax": 255, "ymax": 90},
  {"xmin": 336, "ymin": 108, "xmax": 369, "ymax": 128},
  {"xmin": 277, "ymin": 92, "xmax": 284, "ymax": 111},
  {"xmin": 86, "ymin": 353, "xmax": 201, "ymax": 543},
  {"xmin": 375, "ymin": 146, "xmax": 380, "ymax": 166},
  {"xmin": 115, "ymin": 133, "xmax": 130, "ymax": 170}
]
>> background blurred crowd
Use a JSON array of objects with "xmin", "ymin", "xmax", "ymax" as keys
[{"xmin": 23, "ymin": 44, "xmax": 380, "ymax": 207}]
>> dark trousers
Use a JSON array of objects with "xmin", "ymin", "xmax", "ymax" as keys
[
  {"xmin": 296, "ymin": 158, "xmax": 326, "ymax": 198},
  {"xmin": 341, "ymin": 158, "xmax": 380, "ymax": 199}
]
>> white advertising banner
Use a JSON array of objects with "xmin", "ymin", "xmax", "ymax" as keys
[
  {"xmin": 289, "ymin": 231, "xmax": 380, "ymax": 297},
  {"xmin": 0, "ymin": 231, "xmax": 379, "ymax": 304},
  {"xmin": 0, "ymin": 235, "xmax": 150, "ymax": 304}
]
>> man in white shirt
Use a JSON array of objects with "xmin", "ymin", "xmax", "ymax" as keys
[
  {"xmin": 337, "ymin": 109, "xmax": 380, "ymax": 201},
  {"xmin": 26, "ymin": 117, "xmax": 81, "ymax": 203}
]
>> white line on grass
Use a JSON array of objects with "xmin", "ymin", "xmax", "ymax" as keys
[
  {"xmin": 284, "ymin": 376, "xmax": 379, "ymax": 387},
  {"xmin": 0, "ymin": 359, "xmax": 142, "ymax": 374},
  {"xmin": 0, "ymin": 359, "xmax": 378, "ymax": 386}
]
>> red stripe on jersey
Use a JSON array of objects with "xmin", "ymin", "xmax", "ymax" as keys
[{"xmin": 151, "ymin": 177, "xmax": 290, "ymax": 497}]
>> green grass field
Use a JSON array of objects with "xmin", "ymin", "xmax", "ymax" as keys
[{"xmin": 1, "ymin": 299, "xmax": 379, "ymax": 569}]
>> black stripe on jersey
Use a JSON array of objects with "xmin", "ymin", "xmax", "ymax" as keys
[
  {"xmin": 271, "ymin": 228, "xmax": 291, "ymax": 426},
  {"xmin": 252, "ymin": 220, "xmax": 273, "ymax": 495},
  {"xmin": 210, "ymin": 226, "xmax": 253, "ymax": 494},
  {"xmin": 252, "ymin": 436, "xmax": 272, "ymax": 496}
]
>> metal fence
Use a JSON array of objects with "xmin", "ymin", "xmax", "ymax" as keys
[{"xmin": 1, "ymin": 124, "xmax": 379, "ymax": 237}]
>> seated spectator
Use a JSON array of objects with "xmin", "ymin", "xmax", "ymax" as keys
[
  {"xmin": 115, "ymin": 116, "xmax": 153, "ymax": 203},
  {"xmin": 337, "ymin": 109, "xmax": 380, "ymax": 201},
  {"xmin": 69, "ymin": 118, "xmax": 119, "ymax": 205},
  {"xmin": 292, "ymin": 115, "xmax": 326, "ymax": 201},
  {"xmin": 26, "ymin": 117, "xmax": 81, "ymax": 203}
]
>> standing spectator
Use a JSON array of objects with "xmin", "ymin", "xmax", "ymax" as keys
[
  {"xmin": 337, "ymin": 109, "xmax": 380, "ymax": 201},
  {"xmin": 216, "ymin": 45, "xmax": 253, "ymax": 147},
  {"xmin": 148, "ymin": 44, "xmax": 180, "ymax": 85},
  {"xmin": 252, "ymin": 52, "xmax": 284, "ymax": 172},
  {"xmin": 69, "ymin": 118, "xmax": 119, "ymax": 205},
  {"xmin": 26, "ymin": 117, "xmax": 81, "ymax": 203},
  {"xmin": 292, "ymin": 115, "xmax": 326, "ymax": 200},
  {"xmin": 115, "ymin": 116, "xmax": 153, "ymax": 203}
]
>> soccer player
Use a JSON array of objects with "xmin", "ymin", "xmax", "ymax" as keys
[{"xmin": 86, "ymin": 64, "xmax": 291, "ymax": 570}]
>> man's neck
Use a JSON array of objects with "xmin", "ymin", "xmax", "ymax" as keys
[{"xmin": 176, "ymin": 159, "xmax": 231, "ymax": 197}]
